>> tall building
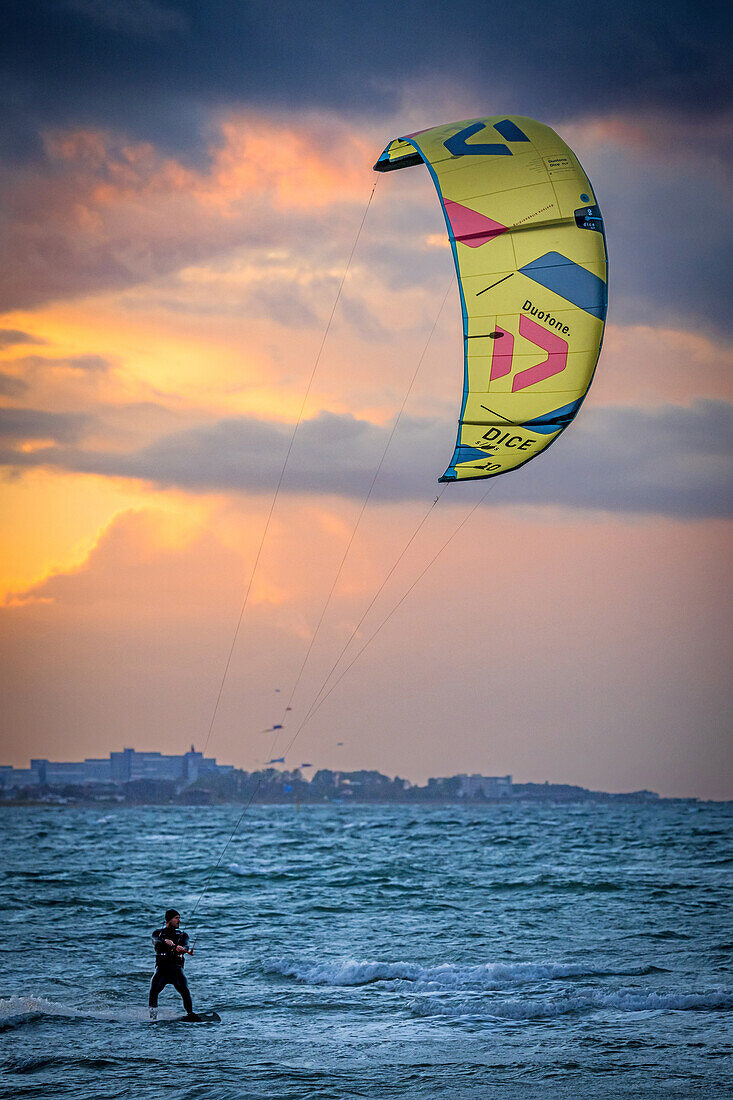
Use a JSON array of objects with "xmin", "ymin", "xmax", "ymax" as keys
[
  {"xmin": 0, "ymin": 746, "xmax": 233, "ymax": 789},
  {"xmin": 0, "ymin": 765, "xmax": 40, "ymax": 787}
]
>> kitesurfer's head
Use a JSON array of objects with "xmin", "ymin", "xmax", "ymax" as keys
[{"xmin": 165, "ymin": 908, "xmax": 180, "ymax": 928}]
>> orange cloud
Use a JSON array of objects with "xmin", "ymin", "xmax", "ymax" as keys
[
  {"xmin": 45, "ymin": 113, "xmax": 372, "ymax": 215},
  {"xmin": 0, "ymin": 111, "xmax": 379, "ymax": 314},
  {"xmin": 208, "ymin": 115, "xmax": 372, "ymax": 211},
  {"xmin": 560, "ymin": 110, "xmax": 732, "ymax": 194},
  {"xmin": 0, "ymin": 469, "xmax": 208, "ymax": 603},
  {"xmin": 588, "ymin": 323, "xmax": 733, "ymax": 407},
  {"xmin": 7, "ymin": 506, "xmax": 227, "ymax": 615}
]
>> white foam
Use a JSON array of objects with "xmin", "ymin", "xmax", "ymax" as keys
[
  {"xmin": 227, "ymin": 863, "xmax": 293, "ymax": 878},
  {"xmin": 263, "ymin": 957, "xmax": 645, "ymax": 990},
  {"xmin": 0, "ymin": 996, "xmax": 179, "ymax": 1029},
  {"xmin": 227, "ymin": 863, "xmax": 250, "ymax": 876},
  {"xmin": 264, "ymin": 958, "xmax": 733, "ymax": 1022},
  {"xmin": 411, "ymin": 989, "xmax": 733, "ymax": 1021}
]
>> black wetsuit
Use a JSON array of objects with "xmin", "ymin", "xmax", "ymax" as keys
[{"xmin": 148, "ymin": 925, "xmax": 193, "ymax": 1014}]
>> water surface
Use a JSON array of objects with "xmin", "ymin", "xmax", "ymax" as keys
[{"xmin": 1, "ymin": 801, "xmax": 731, "ymax": 1098}]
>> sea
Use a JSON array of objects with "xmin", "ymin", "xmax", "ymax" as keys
[{"xmin": 1, "ymin": 800, "xmax": 731, "ymax": 1099}]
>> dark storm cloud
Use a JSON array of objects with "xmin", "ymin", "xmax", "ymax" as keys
[
  {"xmin": 2, "ymin": 400, "xmax": 731, "ymax": 518},
  {"xmin": 1, "ymin": 0, "xmax": 728, "ymax": 161}
]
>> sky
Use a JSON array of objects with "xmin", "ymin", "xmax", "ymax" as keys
[{"xmin": 1, "ymin": 0, "xmax": 731, "ymax": 798}]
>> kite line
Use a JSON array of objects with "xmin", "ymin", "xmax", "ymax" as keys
[
  {"xmin": 190, "ymin": 482, "xmax": 492, "ymax": 924},
  {"xmin": 194, "ymin": 177, "xmax": 379, "ymax": 767}
]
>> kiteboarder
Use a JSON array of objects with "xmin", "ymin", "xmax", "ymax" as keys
[{"xmin": 148, "ymin": 908, "xmax": 201, "ymax": 1021}]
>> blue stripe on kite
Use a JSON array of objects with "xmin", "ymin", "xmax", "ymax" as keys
[
  {"xmin": 444, "ymin": 123, "xmax": 511, "ymax": 157},
  {"xmin": 524, "ymin": 398, "xmax": 584, "ymax": 434},
  {"xmin": 441, "ymin": 443, "xmax": 494, "ymax": 477},
  {"xmin": 519, "ymin": 252, "xmax": 607, "ymax": 320},
  {"xmin": 402, "ymin": 133, "xmax": 472, "ymax": 483},
  {"xmin": 452, "ymin": 444, "xmax": 493, "ymax": 463},
  {"xmin": 493, "ymin": 119, "xmax": 530, "ymax": 142}
]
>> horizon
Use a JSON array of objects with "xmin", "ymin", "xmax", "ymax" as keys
[{"xmin": 0, "ymin": 743, "xmax": 722, "ymax": 801}]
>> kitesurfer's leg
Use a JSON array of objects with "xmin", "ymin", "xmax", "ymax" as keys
[
  {"xmin": 149, "ymin": 968, "xmax": 168, "ymax": 1008},
  {"xmin": 171, "ymin": 969, "xmax": 194, "ymax": 1015}
]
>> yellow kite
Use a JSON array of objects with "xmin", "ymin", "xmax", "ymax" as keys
[{"xmin": 375, "ymin": 116, "xmax": 608, "ymax": 482}]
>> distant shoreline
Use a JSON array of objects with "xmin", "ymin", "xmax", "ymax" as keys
[
  {"xmin": 2, "ymin": 765, "xmax": 726, "ymax": 806},
  {"xmin": 2, "ymin": 795, "xmax": 726, "ymax": 808},
  {"xmin": 5, "ymin": 755, "xmax": 727, "ymax": 804}
]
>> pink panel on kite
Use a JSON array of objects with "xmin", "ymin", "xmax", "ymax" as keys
[
  {"xmin": 443, "ymin": 199, "xmax": 508, "ymax": 247},
  {"xmin": 489, "ymin": 327, "xmax": 514, "ymax": 381},
  {"xmin": 512, "ymin": 315, "xmax": 569, "ymax": 391}
]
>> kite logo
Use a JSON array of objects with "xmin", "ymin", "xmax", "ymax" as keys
[
  {"xmin": 489, "ymin": 316, "xmax": 569, "ymax": 391},
  {"xmin": 444, "ymin": 119, "xmax": 530, "ymax": 157}
]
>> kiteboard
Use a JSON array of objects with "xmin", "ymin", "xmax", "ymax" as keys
[{"xmin": 150, "ymin": 1010, "xmax": 221, "ymax": 1024}]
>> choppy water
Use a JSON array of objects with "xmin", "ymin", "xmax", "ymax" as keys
[{"xmin": 1, "ymin": 801, "xmax": 731, "ymax": 1098}]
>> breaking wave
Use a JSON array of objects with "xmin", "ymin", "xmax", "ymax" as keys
[
  {"xmin": 263, "ymin": 957, "xmax": 662, "ymax": 990},
  {"xmin": 410, "ymin": 989, "xmax": 733, "ymax": 1021},
  {"xmin": 263, "ymin": 957, "xmax": 731, "ymax": 1024}
]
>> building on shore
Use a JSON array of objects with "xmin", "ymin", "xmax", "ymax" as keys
[
  {"xmin": 0, "ymin": 746, "xmax": 233, "ymax": 789},
  {"xmin": 457, "ymin": 774, "xmax": 513, "ymax": 799},
  {"xmin": 0, "ymin": 764, "xmax": 42, "ymax": 788}
]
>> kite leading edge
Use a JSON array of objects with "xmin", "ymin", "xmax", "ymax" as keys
[{"xmin": 374, "ymin": 116, "xmax": 608, "ymax": 482}]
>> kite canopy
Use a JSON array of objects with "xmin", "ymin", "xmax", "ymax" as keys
[{"xmin": 375, "ymin": 116, "xmax": 608, "ymax": 482}]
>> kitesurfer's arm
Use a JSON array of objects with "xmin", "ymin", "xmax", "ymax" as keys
[{"xmin": 152, "ymin": 928, "xmax": 176, "ymax": 952}]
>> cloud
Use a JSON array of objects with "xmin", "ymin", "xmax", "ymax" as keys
[
  {"xmin": 150, "ymin": 257, "xmax": 342, "ymax": 328},
  {"xmin": 0, "ymin": 407, "xmax": 89, "ymax": 445},
  {"xmin": 2, "ymin": 0, "xmax": 728, "ymax": 167},
  {"xmin": 502, "ymin": 400, "xmax": 733, "ymax": 519},
  {"xmin": 0, "ymin": 95, "xmax": 727, "ymax": 336},
  {"xmin": 64, "ymin": 0, "xmax": 189, "ymax": 38},
  {"xmin": 8, "ymin": 507, "xmax": 231, "ymax": 611},
  {"xmin": 15, "ymin": 354, "xmax": 113, "ymax": 373},
  {"xmin": 559, "ymin": 119, "xmax": 732, "ymax": 335},
  {"xmin": 588, "ymin": 323, "xmax": 732, "ymax": 407},
  {"xmin": 0, "ymin": 373, "xmax": 28, "ymax": 398},
  {"xmin": 1, "ymin": 400, "xmax": 731, "ymax": 518},
  {"xmin": 0, "ymin": 329, "xmax": 47, "ymax": 350},
  {"xmin": 0, "ymin": 116, "xmax": 372, "ymax": 312},
  {"xmin": 563, "ymin": 113, "xmax": 733, "ymax": 195}
]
